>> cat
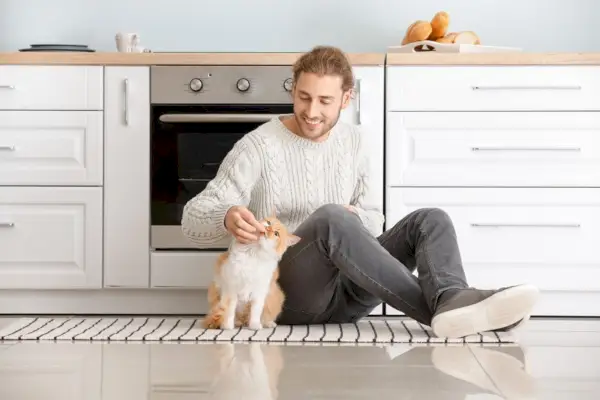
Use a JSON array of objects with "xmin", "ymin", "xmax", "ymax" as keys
[{"xmin": 203, "ymin": 215, "xmax": 301, "ymax": 330}]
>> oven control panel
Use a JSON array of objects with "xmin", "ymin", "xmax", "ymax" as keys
[{"xmin": 151, "ymin": 66, "xmax": 294, "ymax": 104}]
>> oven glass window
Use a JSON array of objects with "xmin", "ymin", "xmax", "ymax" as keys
[{"xmin": 151, "ymin": 105, "xmax": 292, "ymax": 226}]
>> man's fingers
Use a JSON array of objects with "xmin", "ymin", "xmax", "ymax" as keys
[
  {"xmin": 240, "ymin": 209, "xmax": 266, "ymax": 233},
  {"xmin": 234, "ymin": 228, "xmax": 258, "ymax": 242},
  {"xmin": 234, "ymin": 215, "xmax": 256, "ymax": 233}
]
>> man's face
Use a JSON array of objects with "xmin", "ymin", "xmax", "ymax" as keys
[{"xmin": 290, "ymin": 72, "xmax": 352, "ymax": 142}]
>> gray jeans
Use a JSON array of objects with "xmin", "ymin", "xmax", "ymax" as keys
[{"xmin": 276, "ymin": 204, "xmax": 469, "ymax": 326}]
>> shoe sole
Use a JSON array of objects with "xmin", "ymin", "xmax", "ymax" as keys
[{"xmin": 431, "ymin": 284, "xmax": 539, "ymax": 338}]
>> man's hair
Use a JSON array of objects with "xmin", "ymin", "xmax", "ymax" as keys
[{"xmin": 292, "ymin": 45, "xmax": 354, "ymax": 92}]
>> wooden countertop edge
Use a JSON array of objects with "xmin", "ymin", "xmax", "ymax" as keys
[
  {"xmin": 0, "ymin": 52, "xmax": 385, "ymax": 66},
  {"xmin": 3, "ymin": 51, "xmax": 600, "ymax": 66},
  {"xmin": 386, "ymin": 52, "xmax": 600, "ymax": 65}
]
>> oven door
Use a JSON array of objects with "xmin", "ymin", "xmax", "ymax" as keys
[{"xmin": 150, "ymin": 104, "xmax": 293, "ymax": 250}]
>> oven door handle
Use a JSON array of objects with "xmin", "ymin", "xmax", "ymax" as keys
[{"xmin": 158, "ymin": 113, "xmax": 282, "ymax": 123}]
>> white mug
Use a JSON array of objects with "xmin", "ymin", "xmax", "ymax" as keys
[{"xmin": 115, "ymin": 33, "xmax": 140, "ymax": 53}]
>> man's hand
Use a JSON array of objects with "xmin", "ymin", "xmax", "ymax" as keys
[{"xmin": 224, "ymin": 206, "xmax": 266, "ymax": 244}]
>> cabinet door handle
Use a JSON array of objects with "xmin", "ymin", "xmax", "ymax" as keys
[
  {"xmin": 354, "ymin": 79, "xmax": 362, "ymax": 125},
  {"xmin": 123, "ymin": 78, "xmax": 129, "ymax": 126},
  {"xmin": 472, "ymin": 85, "xmax": 581, "ymax": 91},
  {"xmin": 0, "ymin": 222, "xmax": 15, "ymax": 228},
  {"xmin": 0, "ymin": 146, "xmax": 16, "ymax": 151},
  {"xmin": 471, "ymin": 223, "xmax": 580, "ymax": 228},
  {"xmin": 471, "ymin": 146, "xmax": 581, "ymax": 152},
  {"xmin": 0, "ymin": 85, "xmax": 15, "ymax": 90}
]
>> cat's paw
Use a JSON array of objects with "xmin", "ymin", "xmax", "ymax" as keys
[
  {"xmin": 221, "ymin": 320, "xmax": 235, "ymax": 330},
  {"xmin": 264, "ymin": 321, "xmax": 277, "ymax": 328},
  {"xmin": 248, "ymin": 321, "xmax": 263, "ymax": 330}
]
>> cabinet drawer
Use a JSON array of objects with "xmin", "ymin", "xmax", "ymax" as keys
[
  {"xmin": 0, "ymin": 66, "xmax": 103, "ymax": 110},
  {"xmin": 386, "ymin": 66, "xmax": 600, "ymax": 111},
  {"xmin": 0, "ymin": 187, "xmax": 103, "ymax": 289},
  {"xmin": 386, "ymin": 187, "xmax": 600, "ymax": 292},
  {"xmin": 0, "ymin": 111, "xmax": 103, "ymax": 185},
  {"xmin": 150, "ymin": 251, "xmax": 217, "ymax": 288},
  {"xmin": 386, "ymin": 112, "xmax": 600, "ymax": 187}
]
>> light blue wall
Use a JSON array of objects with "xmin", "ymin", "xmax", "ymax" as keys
[{"xmin": 0, "ymin": 0, "xmax": 597, "ymax": 53}]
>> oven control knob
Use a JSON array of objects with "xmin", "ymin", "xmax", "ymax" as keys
[
  {"xmin": 283, "ymin": 78, "xmax": 293, "ymax": 92},
  {"xmin": 236, "ymin": 78, "xmax": 250, "ymax": 92},
  {"xmin": 189, "ymin": 78, "xmax": 203, "ymax": 92}
]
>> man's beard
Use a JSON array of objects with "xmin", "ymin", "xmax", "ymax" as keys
[{"xmin": 293, "ymin": 107, "xmax": 342, "ymax": 139}]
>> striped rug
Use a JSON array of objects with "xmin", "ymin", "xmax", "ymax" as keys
[{"xmin": 0, "ymin": 317, "xmax": 515, "ymax": 343}]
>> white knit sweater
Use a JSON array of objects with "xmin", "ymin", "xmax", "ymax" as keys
[{"xmin": 181, "ymin": 116, "xmax": 384, "ymax": 246}]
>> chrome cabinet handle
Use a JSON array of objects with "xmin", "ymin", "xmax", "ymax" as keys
[
  {"xmin": 471, "ymin": 146, "xmax": 581, "ymax": 152},
  {"xmin": 123, "ymin": 78, "xmax": 129, "ymax": 126},
  {"xmin": 0, "ymin": 146, "xmax": 16, "ymax": 151},
  {"xmin": 0, "ymin": 85, "xmax": 16, "ymax": 90},
  {"xmin": 354, "ymin": 79, "xmax": 362, "ymax": 125},
  {"xmin": 0, "ymin": 222, "xmax": 15, "ymax": 228},
  {"xmin": 471, "ymin": 223, "xmax": 580, "ymax": 228},
  {"xmin": 472, "ymin": 85, "xmax": 581, "ymax": 91}
]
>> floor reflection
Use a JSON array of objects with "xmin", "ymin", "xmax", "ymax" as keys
[{"xmin": 0, "ymin": 340, "xmax": 540, "ymax": 399}]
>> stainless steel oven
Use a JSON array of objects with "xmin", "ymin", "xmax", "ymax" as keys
[{"xmin": 150, "ymin": 65, "xmax": 294, "ymax": 250}]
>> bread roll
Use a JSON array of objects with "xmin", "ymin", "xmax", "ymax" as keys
[
  {"xmin": 429, "ymin": 11, "xmax": 450, "ymax": 40},
  {"xmin": 402, "ymin": 21, "xmax": 433, "ymax": 45},
  {"xmin": 453, "ymin": 31, "xmax": 481, "ymax": 45}
]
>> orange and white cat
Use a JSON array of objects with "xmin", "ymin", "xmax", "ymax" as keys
[{"xmin": 203, "ymin": 216, "xmax": 301, "ymax": 330}]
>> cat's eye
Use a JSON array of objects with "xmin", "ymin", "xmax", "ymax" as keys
[{"xmin": 274, "ymin": 231, "xmax": 279, "ymax": 237}]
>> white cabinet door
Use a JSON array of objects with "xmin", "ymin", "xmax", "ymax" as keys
[
  {"xmin": 386, "ymin": 111, "xmax": 600, "ymax": 188},
  {"xmin": 0, "ymin": 65, "xmax": 103, "ymax": 110},
  {"xmin": 341, "ymin": 66, "xmax": 385, "ymax": 216},
  {"xmin": 341, "ymin": 66, "xmax": 385, "ymax": 315},
  {"xmin": 0, "ymin": 111, "xmax": 103, "ymax": 186},
  {"xmin": 103, "ymin": 67, "xmax": 150, "ymax": 288},
  {"xmin": 0, "ymin": 187, "xmax": 103, "ymax": 289},
  {"xmin": 386, "ymin": 66, "xmax": 600, "ymax": 112}
]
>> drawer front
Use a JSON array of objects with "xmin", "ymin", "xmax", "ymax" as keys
[
  {"xmin": 386, "ymin": 187, "xmax": 600, "ymax": 292},
  {"xmin": 386, "ymin": 112, "xmax": 600, "ymax": 187},
  {"xmin": 0, "ymin": 111, "xmax": 103, "ymax": 185},
  {"xmin": 150, "ymin": 251, "xmax": 218, "ymax": 288},
  {"xmin": 0, "ymin": 187, "xmax": 103, "ymax": 289},
  {"xmin": 0, "ymin": 66, "xmax": 103, "ymax": 110},
  {"xmin": 386, "ymin": 66, "xmax": 600, "ymax": 111}
]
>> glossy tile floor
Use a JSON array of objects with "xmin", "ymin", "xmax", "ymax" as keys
[{"xmin": 0, "ymin": 317, "xmax": 599, "ymax": 399}]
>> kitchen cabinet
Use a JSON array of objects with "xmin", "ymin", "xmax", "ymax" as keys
[
  {"xmin": 103, "ymin": 66, "xmax": 151, "ymax": 288},
  {"xmin": 0, "ymin": 65, "xmax": 103, "ymax": 110},
  {"xmin": 387, "ymin": 111, "xmax": 600, "ymax": 188},
  {"xmin": 0, "ymin": 187, "xmax": 103, "ymax": 289},
  {"xmin": 0, "ymin": 111, "xmax": 103, "ymax": 186},
  {"xmin": 340, "ymin": 66, "xmax": 385, "ymax": 218},
  {"xmin": 340, "ymin": 65, "xmax": 385, "ymax": 315},
  {"xmin": 384, "ymin": 65, "xmax": 600, "ymax": 317},
  {"xmin": 386, "ymin": 66, "xmax": 600, "ymax": 112},
  {"xmin": 0, "ymin": 65, "xmax": 104, "ymax": 290}
]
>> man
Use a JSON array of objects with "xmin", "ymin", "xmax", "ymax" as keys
[{"xmin": 181, "ymin": 45, "xmax": 539, "ymax": 338}]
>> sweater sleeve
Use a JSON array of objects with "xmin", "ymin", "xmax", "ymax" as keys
[
  {"xmin": 181, "ymin": 137, "xmax": 261, "ymax": 246},
  {"xmin": 350, "ymin": 136, "xmax": 385, "ymax": 237}
]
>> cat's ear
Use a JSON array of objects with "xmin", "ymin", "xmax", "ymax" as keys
[{"xmin": 287, "ymin": 235, "xmax": 301, "ymax": 246}]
